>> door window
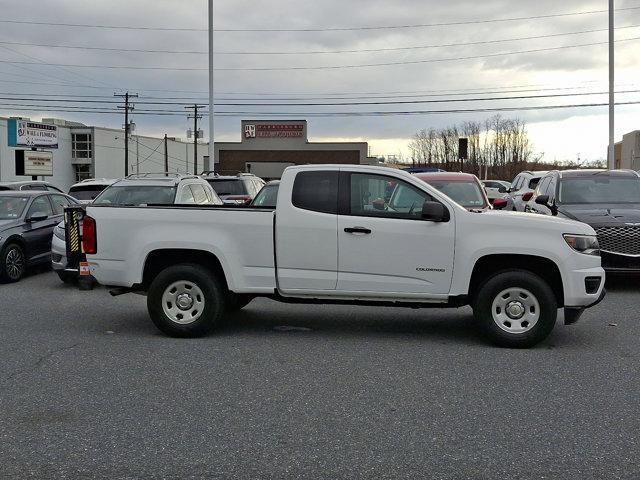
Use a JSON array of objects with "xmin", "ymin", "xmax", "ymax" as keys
[
  {"xmin": 50, "ymin": 195, "xmax": 72, "ymax": 215},
  {"xmin": 292, "ymin": 171, "xmax": 339, "ymax": 214},
  {"xmin": 27, "ymin": 196, "xmax": 53, "ymax": 218},
  {"xmin": 349, "ymin": 173, "xmax": 433, "ymax": 220},
  {"xmin": 534, "ymin": 177, "xmax": 551, "ymax": 197}
]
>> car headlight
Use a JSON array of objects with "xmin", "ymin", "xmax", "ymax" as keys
[
  {"xmin": 563, "ymin": 234, "xmax": 600, "ymax": 256},
  {"xmin": 54, "ymin": 224, "xmax": 66, "ymax": 241}
]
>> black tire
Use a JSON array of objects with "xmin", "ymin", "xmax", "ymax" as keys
[
  {"xmin": 0, "ymin": 243, "xmax": 26, "ymax": 283},
  {"xmin": 225, "ymin": 293, "xmax": 254, "ymax": 312},
  {"xmin": 56, "ymin": 271, "xmax": 77, "ymax": 285},
  {"xmin": 473, "ymin": 270, "xmax": 557, "ymax": 348},
  {"xmin": 147, "ymin": 263, "xmax": 226, "ymax": 338}
]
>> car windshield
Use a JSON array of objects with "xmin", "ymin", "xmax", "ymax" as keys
[
  {"xmin": 559, "ymin": 176, "xmax": 640, "ymax": 204},
  {"xmin": 69, "ymin": 185, "xmax": 109, "ymax": 201},
  {"xmin": 0, "ymin": 196, "xmax": 29, "ymax": 219},
  {"xmin": 93, "ymin": 186, "xmax": 177, "ymax": 206},
  {"xmin": 208, "ymin": 179, "xmax": 246, "ymax": 196},
  {"xmin": 426, "ymin": 180, "xmax": 486, "ymax": 208},
  {"xmin": 252, "ymin": 184, "xmax": 279, "ymax": 207}
]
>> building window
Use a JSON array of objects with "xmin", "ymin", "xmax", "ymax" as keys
[
  {"xmin": 74, "ymin": 164, "xmax": 91, "ymax": 182},
  {"xmin": 72, "ymin": 133, "xmax": 93, "ymax": 159}
]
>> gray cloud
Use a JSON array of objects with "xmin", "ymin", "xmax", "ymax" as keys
[{"xmin": 0, "ymin": 0, "xmax": 638, "ymax": 160}]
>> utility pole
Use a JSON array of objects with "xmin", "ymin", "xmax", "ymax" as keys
[
  {"xmin": 136, "ymin": 136, "xmax": 140, "ymax": 175},
  {"xmin": 208, "ymin": 0, "xmax": 215, "ymax": 173},
  {"xmin": 608, "ymin": 0, "xmax": 615, "ymax": 169},
  {"xmin": 185, "ymin": 105, "xmax": 204, "ymax": 174},
  {"xmin": 164, "ymin": 134, "xmax": 169, "ymax": 175},
  {"xmin": 115, "ymin": 91, "xmax": 138, "ymax": 176}
]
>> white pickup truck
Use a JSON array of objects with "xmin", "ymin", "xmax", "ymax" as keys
[{"xmin": 83, "ymin": 165, "xmax": 605, "ymax": 348}]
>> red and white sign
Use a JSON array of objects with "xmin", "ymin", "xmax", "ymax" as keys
[{"xmin": 244, "ymin": 124, "xmax": 304, "ymax": 139}]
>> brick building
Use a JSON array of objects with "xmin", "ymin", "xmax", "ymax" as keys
[{"xmin": 213, "ymin": 120, "xmax": 374, "ymax": 179}]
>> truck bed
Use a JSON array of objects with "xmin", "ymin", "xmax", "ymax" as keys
[{"xmin": 86, "ymin": 205, "xmax": 276, "ymax": 292}]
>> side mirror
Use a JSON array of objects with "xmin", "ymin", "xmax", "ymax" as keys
[
  {"xmin": 493, "ymin": 198, "xmax": 507, "ymax": 210},
  {"xmin": 372, "ymin": 198, "xmax": 386, "ymax": 211},
  {"xmin": 27, "ymin": 212, "xmax": 48, "ymax": 223},
  {"xmin": 535, "ymin": 195, "xmax": 549, "ymax": 205},
  {"xmin": 535, "ymin": 195, "xmax": 558, "ymax": 216},
  {"xmin": 421, "ymin": 201, "xmax": 449, "ymax": 222}
]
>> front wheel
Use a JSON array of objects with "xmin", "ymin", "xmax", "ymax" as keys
[
  {"xmin": 473, "ymin": 270, "xmax": 557, "ymax": 348},
  {"xmin": 147, "ymin": 264, "xmax": 226, "ymax": 337},
  {"xmin": 0, "ymin": 243, "xmax": 26, "ymax": 283}
]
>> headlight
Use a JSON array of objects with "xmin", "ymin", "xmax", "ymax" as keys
[
  {"xmin": 54, "ymin": 224, "xmax": 65, "ymax": 241},
  {"xmin": 563, "ymin": 234, "xmax": 600, "ymax": 256}
]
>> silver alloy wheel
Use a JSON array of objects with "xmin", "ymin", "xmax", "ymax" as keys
[
  {"xmin": 491, "ymin": 287, "xmax": 540, "ymax": 334},
  {"xmin": 5, "ymin": 247, "xmax": 25, "ymax": 280},
  {"xmin": 161, "ymin": 280, "xmax": 205, "ymax": 325}
]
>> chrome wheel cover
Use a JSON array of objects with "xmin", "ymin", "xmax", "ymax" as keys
[
  {"xmin": 491, "ymin": 287, "xmax": 540, "ymax": 334},
  {"xmin": 5, "ymin": 247, "xmax": 24, "ymax": 280},
  {"xmin": 161, "ymin": 280, "xmax": 205, "ymax": 325}
]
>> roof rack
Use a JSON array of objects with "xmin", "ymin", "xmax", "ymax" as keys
[
  {"xmin": 125, "ymin": 172, "xmax": 199, "ymax": 180},
  {"xmin": 200, "ymin": 171, "xmax": 219, "ymax": 177}
]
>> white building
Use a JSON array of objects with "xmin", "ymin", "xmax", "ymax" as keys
[
  {"xmin": 618, "ymin": 130, "xmax": 640, "ymax": 171},
  {"xmin": 0, "ymin": 116, "xmax": 210, "ymax": 191}
]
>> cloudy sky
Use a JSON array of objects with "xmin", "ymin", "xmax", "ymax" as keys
[{"xmin": 0, "ymin": 0, "xmax": 639, "ymax": 162}]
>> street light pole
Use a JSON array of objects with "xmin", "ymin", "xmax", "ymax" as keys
[
  {"xmin": 208, "ymin": 0, "xmax": 215, "ymax": 173},
  {"xmin": 608, "ymin": 0, "xmax": 615, "ymax": 169}
]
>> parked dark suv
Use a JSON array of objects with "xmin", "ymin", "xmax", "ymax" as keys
[
  {"xmin": 0, "ymin": 191, "xmax": 78, "ymax": 282},
  {"xmin": 527, "ymin": 169, "xmax": 640, "ymax": 273}
]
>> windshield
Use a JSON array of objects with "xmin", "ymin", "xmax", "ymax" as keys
[
  {"xmin": 208, "ymin": 179, "xmax": 246, "ymax": 196},
  {"xmin": 69, "ymin": 185, "xmax": 109, "ymax": 201},
  {"xmin": 559, "ymin": 176, "xmax": 640, "ymax": 204},
  {"xmin": 252, "ymin": 184, "xmax": 279, "ymax": 207},
  {"xmin": 0, "ymin": 196, "xmax": 29, "ymax": 219},
  {"xmin": 426, "ymin": 181, "xmax": 486, "ymax": 208},
  {"xmin": 93, "ymin": 186, "xmax": 177, "ymax": 206}
]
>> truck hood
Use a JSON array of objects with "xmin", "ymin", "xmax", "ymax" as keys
[
  {"xmin": 558, "ymin": 204, "xmax": 640, "ymax": 227},
  {"xmin": 478, "ymin": 209, "xmax": 595, "ymax": 234}
]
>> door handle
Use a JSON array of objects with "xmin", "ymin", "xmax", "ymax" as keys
[{"xmin": 344, "ymin": 227, "xmax": 372, "ymax": 235}]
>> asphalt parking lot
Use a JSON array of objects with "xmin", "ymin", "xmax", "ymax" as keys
[{"xmin": 1, "ymin": 271, "xmax": 639, "ymax": 479}]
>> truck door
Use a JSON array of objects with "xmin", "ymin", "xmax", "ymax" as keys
[
  {"xmin": 275, "ymin": 170, "xmax": 339, "ymax": 292},
  {"xmin": 336, "ymin": 171, "xmax": 455, "ymax": 296}
]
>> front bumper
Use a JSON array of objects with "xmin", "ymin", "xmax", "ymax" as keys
[
  {"xmin": 51, "ymin": 234, "xmax": 70, "ymax": 272},
  {"xmin": 564, "ymin": 288, "xmax": 606, "ymax": 325}
]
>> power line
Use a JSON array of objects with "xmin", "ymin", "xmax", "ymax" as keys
[
  {"xmin": 1, "ymin": 24, "xmax": 638, "ymax": 55},
  {"xmin": 1, "ymin": 101, "xmax": 639, "ymax": 117},
  {"xmin": 1, "ymin": 89, "xmax": 639, "ymax": 108},
  {"xmin": 1, "ymin": 37, "xmax": 637, "ymax": 72},
  {"xmin": 0, "ymin": 6, "xmax": 638, "ymax": 32}
]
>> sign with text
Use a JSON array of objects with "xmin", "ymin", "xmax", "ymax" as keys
[
  {"xmin": 24, "ymin": 151, "xmax": 54, "ymax": 176},
  {"xmin": 7, "ymin": 119, "xmax": 58, "ymax": 149},
  {"xmin": 244, "ymin": 123, "xmax": 304, "ymax": 139}
]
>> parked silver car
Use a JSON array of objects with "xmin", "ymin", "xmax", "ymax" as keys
[{"xmin": 505, "ymin": 171, "xmax": 548, "ymax": 211}]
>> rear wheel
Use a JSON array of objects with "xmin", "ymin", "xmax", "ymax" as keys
[
  {"xmin": 147, "ymin": 264, "xmax": 225, "ymax": 337},
  {"xmin": 473, "ymin": 270, "xmax": 557, "ymax": 348},
  {"xmin": 0, "ymin": 243, "xmax": 25, "ymax": 283}
]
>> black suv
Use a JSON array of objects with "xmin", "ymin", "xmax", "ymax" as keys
[{"xmin": 527, "ymin": 169, "xmax": 640, "ymax": 273}]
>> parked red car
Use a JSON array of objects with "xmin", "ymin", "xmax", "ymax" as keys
[{"xmin": 414, "ymin": 172, "xmax": 504, "ymax": 211}]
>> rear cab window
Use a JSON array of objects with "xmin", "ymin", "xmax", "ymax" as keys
[{"xmin": 291, "ymin": 171, "xmax": 339, "ymax": 214}]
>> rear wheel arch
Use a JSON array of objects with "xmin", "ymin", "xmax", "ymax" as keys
[
  {"xmin": 468, "ymin": 254, "xmax": 564, "ymax": 307},
  {"xmin": 142, "ymin": 248, "xmax": 231, "ymax": 291}
]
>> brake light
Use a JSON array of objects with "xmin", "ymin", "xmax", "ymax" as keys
[
  {"xmin": 82, "ymin": 215, "xmax": 97, "ymax": 254},
  {"xmin": 522, "ymin": 191, "xmax": 534, "ymax": 202}
]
